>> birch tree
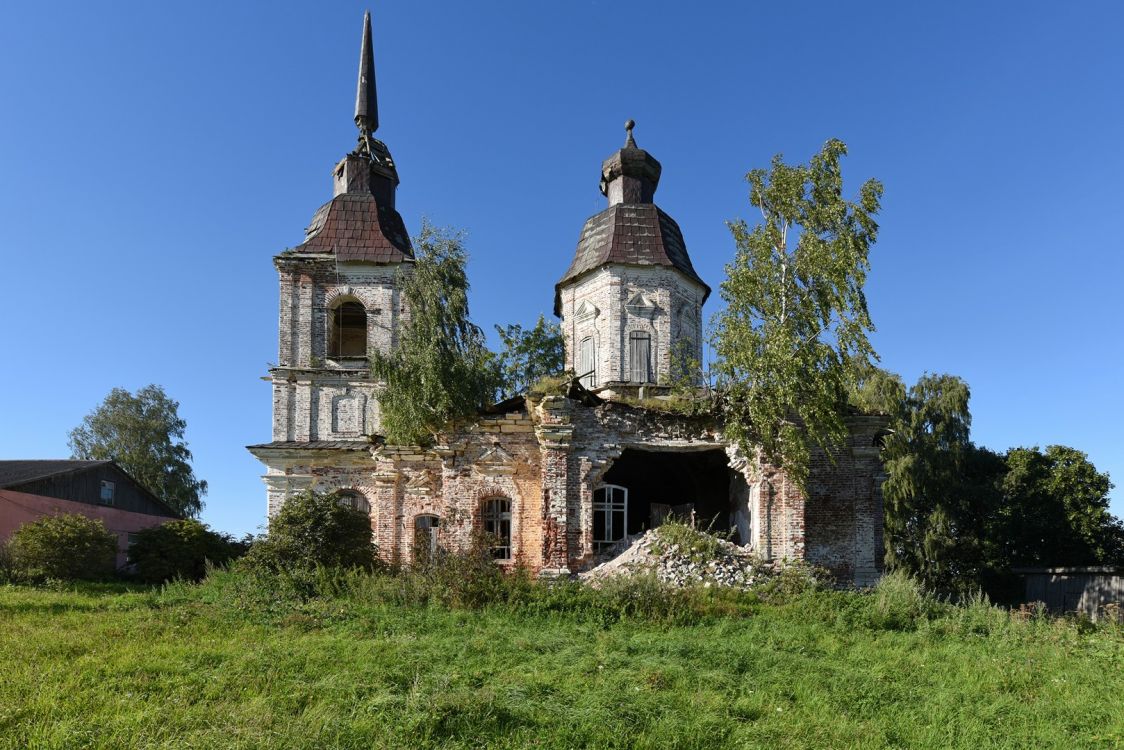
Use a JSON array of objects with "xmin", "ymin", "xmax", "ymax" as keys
[
  {"xmin": 371, "ymin": 221, "xmax": 499, "ymax": 445},
  {"xmin": 714, "ymin": 139, "xmax": 882, "ymax": 487},
  {"xmin": 68, "ymin": 384, "xmax": 207, "ymax": 517}
]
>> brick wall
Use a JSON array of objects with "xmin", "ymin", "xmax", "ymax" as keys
[
  {"xmin": 271, "ymin": 256, "xmax": 406, "ymax": 445},
  {"xmin": 258, "ymin": 396, "xmax": 886, "ymax": 585}
]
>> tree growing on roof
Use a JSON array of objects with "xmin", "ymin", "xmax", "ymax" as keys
[
  {"xmin": 371, "ymin": 221, "xmax": 500, "ymax": 445},
  {"xmin": 68, "ymin": 384, "xmax": 207, "ymax": 517},
  {"xmin": 714, "ymin": 138, "xmax": 883, "ymax": 489},
  {"xmin": 494, "ymin": 314, "xmax": 565, "ymax": 399}
]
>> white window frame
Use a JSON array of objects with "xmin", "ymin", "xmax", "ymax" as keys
[
  {"xmin": 99, "ymin": 480, "xmax": 115, "ymax": 505},
  {"xmin": 578, "ymin": 336, "xmax": 596, "ymax": 388},
  {"xmin": 593, "ymin": 484, "xmax": 628, "ymax": 552}
]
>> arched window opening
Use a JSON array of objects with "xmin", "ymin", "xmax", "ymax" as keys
[
  {"xmin": 329, "ymin": 300, "xmax": 367, "ymax": 358},
  {"xmin": 336, "ymin": 490, "xmax": 370, "ymax": 515},
  {"xmin": 414, "ymin": 514, "xmax": 440, "ymax": 562},
  {"xmin": 593, "ymin": 484, "xmax": 628, "ymax": 552},
  {"xmin": 481, "ymin": 497, "xmax": 512, "ymax": 560}
]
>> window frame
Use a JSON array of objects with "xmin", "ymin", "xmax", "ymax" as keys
[
  {"xmin": 335, "ymin": 489, "xmax": 370, "ymax": 515},
  {"xmin": 99, "ymin": 480, "xmax": 116, "ymax": 505},
  {"xmin": 593, "ymin": 484, "xmax": 628, "ymax": 552},
  {"xmin": 628, "ymin": 331, "xmax": 653, "ymax": 383},
  {"xmin": 481, "ymin": 497, "xmax": 513, "ymax": 561},
  {"xmin": 327, "ymin": 298, "xmax": 368, "ymax": 359},
  {"xmin": 578, "ymin": 336, "xmax": 596, "ymax": 388}
]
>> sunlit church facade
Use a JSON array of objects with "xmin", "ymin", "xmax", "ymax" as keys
[{"xmin": 249, "ymin": 13, "xmax": 886, "ymax": 583}]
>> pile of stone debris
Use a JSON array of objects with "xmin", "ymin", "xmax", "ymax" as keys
[{"xmin": 580, "ymin": 526, "xmax": 792, "ymax": 590}]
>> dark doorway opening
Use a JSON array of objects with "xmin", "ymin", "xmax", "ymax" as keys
[{"xmin": 599, "ymin": 448, "xmax": 734, "ymax": 541}]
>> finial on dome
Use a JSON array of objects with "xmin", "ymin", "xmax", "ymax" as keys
[{"xmin": 624, "ymin": 119, "xmax": 637, "ymax": 148}]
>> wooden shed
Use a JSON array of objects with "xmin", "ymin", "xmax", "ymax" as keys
[{"xmin": 1016, "ymin": 566, "xmax": 1124, "ymax": 620}]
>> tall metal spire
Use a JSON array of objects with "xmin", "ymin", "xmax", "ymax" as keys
[{"xmin": 354, "ymin": 10, "xmax": 378, "ymax": 155}]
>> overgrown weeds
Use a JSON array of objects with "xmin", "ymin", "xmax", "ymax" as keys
[
  {"xmin": 146, "ymin": 546, "xmax": 1124, "ymax": 643},
  {"xmin": 650, "ymin": 520, "xmax": 727, "ymax": 561}
]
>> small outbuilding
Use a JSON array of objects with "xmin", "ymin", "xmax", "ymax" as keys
[
  {"xmin": 1016, "ymin": 566, "xmax": 1124, "ymax": 620},
  {"xmin": 0, "ymin": 460, "xmax": 181, "ymax": 568}
]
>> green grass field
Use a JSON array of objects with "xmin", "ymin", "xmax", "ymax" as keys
[{"xmin": 1, "ymin": 574, "xmax": 1122, "ymax": 749}]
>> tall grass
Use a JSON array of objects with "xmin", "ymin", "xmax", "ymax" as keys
[{"xmin": 2, "ymin": 561, "xmax": 1123, "ymax": 749}]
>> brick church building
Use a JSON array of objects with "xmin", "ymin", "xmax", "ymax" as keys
[{"xmin": 249, "ymin": 13, "xmax": 886, "ymax": 585}]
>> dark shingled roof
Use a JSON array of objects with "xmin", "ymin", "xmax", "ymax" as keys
[
  {"xmin": 0, "ymin": 460, "xmax": 109, "ymax": 488},
  {"xmin": 554, "ymin": 204, "xmax": 710, "ymax": 314},
  {"xmin": 287, "ymin": 192, "xmax": 412, "ymax": 263}
]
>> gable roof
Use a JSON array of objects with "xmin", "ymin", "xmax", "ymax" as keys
[{"xmin": 0, "ymin": 460, "xmax": 110, "ymax": 488}]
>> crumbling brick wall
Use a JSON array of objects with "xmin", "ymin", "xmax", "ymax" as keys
[{"xmin": 261, "ymin": 398, "xmax": 886, "ymax": 585}]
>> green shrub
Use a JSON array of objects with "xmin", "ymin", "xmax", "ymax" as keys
[
  {"xmin": 241, "ymin": 489, "xmax": 377, "ymax": 576},
  {"xmin": 7, "ymin": 514, "xmax": 117, "ymax": 581},
  {"xmin": 128, "ymin": 519, "xmax": 247, "ymax": 583},
  {"xmin": 354, "ymin": 531, "xmax": 520, "ymax": 610},
  {"xmin": 864, "ymin": 569, "xmax": 943, "ymax": 631},
  {"xmin": 0, "ymin": 541, "xmax": 15, "ymax": 584},
  {"xmin": 754, "ymin": 560, "xmax": 826, "ymax": 603},
  {"xmin": 942, "ymin": 589, "xmax": 1010, "ymax": 636}
]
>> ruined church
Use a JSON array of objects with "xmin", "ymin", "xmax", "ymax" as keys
[{"xmin": 248, "ymin": 14, "xmax": 886, "ymax": 585}]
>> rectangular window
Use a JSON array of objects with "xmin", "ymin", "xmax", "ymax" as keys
[
  {"xmin": 99, "ymin": 480, "xmax": 115, "ymax": 505},
  {"xmin": 578, "ymin": 336, "xmax": 596, "ymax": 388},
  {"xmin": 629, "ymin": 332, "xmax": 652, "ymax": 383},
  {"xmin": 593, "ymin": 485, "xmax": 628, "ymax": 552},
  {"xmin": 482, "ymin": 499, "xmax": 512, "ymax": 561}
]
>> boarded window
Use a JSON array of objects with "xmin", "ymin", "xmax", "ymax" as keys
[
  {"xmin": 329, "ymin": 300, "xmax": 367, "ymax": 357},
  {"xmin": 629, "ymin": 332, "xmax": 652, "ymax": 383},
  {"xmin": 414, "ymin": 515, "xmax": 440, "ymax": 562},
  {"xmin": 593, "ymin": 485, "xmax": 628, "ymax": 552},
  {"xmin": 578, "ymin": 337, "xmax": 596, "ymax": 388},
  {"xmin": 482, "ymin": 498, "xmax": 512, "ymax": 560}
]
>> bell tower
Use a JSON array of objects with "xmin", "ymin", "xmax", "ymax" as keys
[{"xmin": 250, "ymin": 11, "xmax": 413, "ymax": 516}]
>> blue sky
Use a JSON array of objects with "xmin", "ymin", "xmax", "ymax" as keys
[{"xmin": 1, "ymin": 1, "xmax": 1121, "ymax": 535}]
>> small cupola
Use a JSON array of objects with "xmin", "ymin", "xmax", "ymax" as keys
[{"xmin": 599, "ymin": 120, "xmax": 662, "ymax": 206}]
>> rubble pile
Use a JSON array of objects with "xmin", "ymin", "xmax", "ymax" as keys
[{"xmin": 580, "ymin": 526, "xmax": 787, "ymax": 590}]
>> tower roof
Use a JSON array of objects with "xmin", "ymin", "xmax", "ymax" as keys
[
  {"xmin": 289, "ymin": 192, "xmax": 411, "ymax": 262},
  {"xmin": 283, "ymin": 12, "xmax": 411, "ymax": 264},
  {"xmin": 555, "ymin": 122, "xmax": 709, "ymax": 314}
]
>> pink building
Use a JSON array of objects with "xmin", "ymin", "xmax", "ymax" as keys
[{"xmin": 0, "ymin": 460, "xmax": 180, "ymax": 568}]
